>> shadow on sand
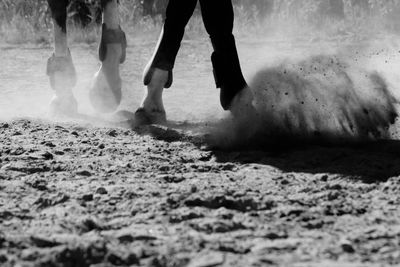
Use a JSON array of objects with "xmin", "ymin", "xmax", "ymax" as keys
[
  {"xmin": 212, "ymin": 139, "xmax": 400, "ymax": 183},
  {"xmin": 134, "ymin": 121, "xmax": 400, "ymax": 184},
  {"xmin": 67, "ymin": 111, "xmax": 400, "ymax": 184}
]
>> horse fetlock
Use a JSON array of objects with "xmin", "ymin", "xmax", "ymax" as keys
[
  {"xmin": 211, "ymin": 50, "xmax": 248, "ymax": 110},
  {"xmin": 143, "ymin": 64, "xmax": 173, "ymax": 89},
  {"xmin": 148, "ymin": 68, "xmax": 169, "ymax": 89},
  {"xmin": 47, "ymin": 50, "xmax": 77, "ymax": 91}
]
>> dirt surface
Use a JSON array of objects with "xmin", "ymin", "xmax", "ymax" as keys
[
  {"xmin": 1, "ymin": 37, "xmax": 400, "ymax": 266},
  {"xmin": 1, "ymin": 118, "xmax": 400, "ymax": 267}
]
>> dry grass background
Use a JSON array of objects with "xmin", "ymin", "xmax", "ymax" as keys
[{"xmin": 0, "ymin": 0, "xmax": 399, "ymax": 45}]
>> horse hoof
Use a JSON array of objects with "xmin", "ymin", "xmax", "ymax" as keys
[
  {"xmin": 134, "ymin": 108, "xmax": 167, "ymax": 126},
  {"xmin": 49, "ymin": 95, "xmax": 78, "ymax": 116},
  {"xmin": 228, "ymin": 87, "xmax": 258, "ymax": 118},
  {"xmin": 90, "ymin": 69, "xmax": 122, "ymax": 113}
]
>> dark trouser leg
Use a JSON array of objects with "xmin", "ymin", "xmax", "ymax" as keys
[
  {"xmin": 200, "ymin": 0, "xmax": 247, "ymax": 110},
  {"xmin": 143, "ymin": 0, "xmax": 198, "ymax": 88}
]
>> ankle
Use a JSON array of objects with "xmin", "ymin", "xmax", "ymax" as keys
[
  {"xmin": 143, "ymin": 91, "xmax": 164, "ymax": 109},
  {"xmin": 146, "ymin": 83, "xmax": 163, "ymax": 96}
]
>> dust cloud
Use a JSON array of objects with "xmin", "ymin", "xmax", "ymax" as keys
[
  {"xmin": 202, "ymin": 4, "xmax": 400, "ymax": 149},
  {"xmin": 208, "ymin": 52, "xmax": 400, "ymax": 149}
]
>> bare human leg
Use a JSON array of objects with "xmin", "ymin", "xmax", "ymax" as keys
[
  {"xmin": 47, "ymin": 0, "xmax": 78, "ymax": 115},
  {"xmin": 90, "ymin": 0, "xmax": 127, "ymax": 113}
]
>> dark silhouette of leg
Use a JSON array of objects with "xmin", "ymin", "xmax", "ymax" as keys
[
  {"xmin": 138, "ymin": 0, "xmax": 198, "ymax": 125},
  {"xmin": 47, "ymin": 0, "xmax": 68, "ymax": 34},
  {"xmin": 199, "ymin": 0, "xmax": 247, "ymax": 110},
  {"xmin": 143, "ymin": 0, "xmax": 198, "ymax": 87}
]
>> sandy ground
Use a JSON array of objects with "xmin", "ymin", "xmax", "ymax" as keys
[{"xmin": 1, "ymin": 35, "xmax": 400, "ymax": 266}]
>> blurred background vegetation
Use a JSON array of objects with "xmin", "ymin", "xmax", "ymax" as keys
[{"xmin": 0, "ymin": 0, "xmax": 399, "ymax": 44}]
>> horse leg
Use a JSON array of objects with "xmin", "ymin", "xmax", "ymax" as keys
[
  {"xmin": 90, "ymin": 0, "xmax": 127, "ymax": 113},
  {"xmin": 200, "ymin": 0, "xmax": 255, "ymax": 116},
  {"xmin": 136, "ymin": 0, "xmax": 197, "ymax": 125},
  {"xmin": 47, "ymin": 0, "xmax": 78, "ymax": 115}
]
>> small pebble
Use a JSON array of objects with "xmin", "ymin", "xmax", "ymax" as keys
[
  {"xmin": 45, "ymin": 142, "xmax": 56, "ymax": 148},
  {"xmin": 41, "ymin": 151, "xmax": 54, "ymax": 160},
  {"xmin": 281, "ymin": 179, "xmax": 290, "ymax": 185},
  {"xmin": 320, "ymin": 174, "xmax": 329, "ymax": 182},
  {"xmin": 341, "ymin": 240, "xmax": 355, "ymax": 253},
  {"xmin": 191, "ymin": 185, "xmax": 198, "ymax": 193},
  {"xmin": 82, "ymin": 194, "xmax": 93, "ymax": 202},
  {"xmin": 96, "ymin": 187, "xmax": 108, "ymax": 195},
  {"xmin": 0, "ymin": 254, "xmax": 7, "ymax": 263},
  {"xmin": 131, "ymin": 209, "xmax": 138, "ymax": 216},
  {"xmin": 76, "ymin": 170, "xmax": 92, "ymax": 177},
  {"xmin": 107, "ymin": 130, "xmax": 118, "ymax": 137}
]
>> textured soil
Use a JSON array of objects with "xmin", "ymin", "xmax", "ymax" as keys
[
  {"xmin": 1, "ymin": 118, "xmax": 400, "ymax": 267},
  {"xmin": 1, "ymin": 37, "xmax": 400, "ymax": 266}
]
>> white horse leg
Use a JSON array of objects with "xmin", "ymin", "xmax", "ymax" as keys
[
  {"xmin": 103, "ymin": 0, "xmax": 119, "ymax": 29},
  {"xmin": 47, "ymin": 0, "xmax": 78, "ymax": 115},
  {"xmin": 53, "ymin": 21, "xmax": 68, "ymax": 57},
  {"xmin": 90, "ymin": 0, "xmax": 126, "ymax": 113},
  {"xmin": 135, "ymin": 66, "xmax": 168, "ymax": 125}
]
